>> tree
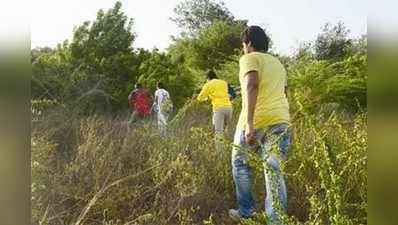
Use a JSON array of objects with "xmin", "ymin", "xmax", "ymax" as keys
[
  {"xmin": 31, "ymin": 47, "xmax": 55, "ymax": 63},
  {"xmin": 169, "ymin": 20, "xmax": 245, "ymax": 71},
  {"xmin": 171, "ymin": 0, "xmax": 235, "ymax": 35},
  {"xmin": 68, "ymin": 1, "xmax": 139, "ymax": 109},
  {"xmin": 315, "ymin": 22, "xmax": 352, "ymax": 60},
  {"xmin": 169, "ymin": 0, "xmax": 250, "ymax": 88},
  {"xmin": 347, "ymin": 34, "xmax": 367, "ymax": 56},
  {"xmin": 70, "ymin": 1, "xmax": 135, "ymax": 69},
  {"xmin": 294, "ymin": 41, "xmax": 313, "ymax": 60},
  {"xmin": 31, "ymin": 44, "xmax": 74, "ymax": 101},
  {"xmin": 137, "ymin": 50, "xmax": 195, "ymax": 108},
  {"xmin": 192, "ymin": 20, "xmax": 245, "ymax": 69}
]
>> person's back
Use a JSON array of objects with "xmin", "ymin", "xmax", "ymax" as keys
[
  {"xmin": 197, "ymin": 70, "xmax": 233, "ymax": 150},
  {"xmin": 198, "ymin": 78, "xmax": 232, "ymax": 112},
  {"xmin": 229, "ymin": 25, "xmax": 291, "ymax": 223},
  {"xmin": 153, "ymin": 82, "xmax": 173, "ymax": 136},
  {"xmin": 154, "ymin": 88, "xmax": 171, "ymax": 113},
  {"xmin": 129, "ymin": 88, "xmax": 152, "ymax": 117},
  {"xmin": 237, "ymin": 52, "xmax": 290, "ymax": 130}
]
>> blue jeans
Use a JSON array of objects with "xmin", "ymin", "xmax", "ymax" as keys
[{"xmin": 232, "ymin": 123, "xmax": 291, "ymax": 223}]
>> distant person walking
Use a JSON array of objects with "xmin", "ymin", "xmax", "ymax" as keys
[
  {"xmin": 228, "ymin": 83, "xmax": 237, "ymax": 101},
  {"xmin": 229, "ymin": 26, "xmax": 291, "ymax": 224},
  {"xmin": 128, "ymin": 83, "xmax": 153, "ymax": 124},
  {"xmin": 197, "ymin": 70, "xmax": 233, "ymax": 150},
  {"xmin": 153, "ymin": 82, "xmax": 173, "ymax": 135}
]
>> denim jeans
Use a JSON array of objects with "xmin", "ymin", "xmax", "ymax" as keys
[{"xmin": 232, "ymin": 123, "xmax": 291, "ymax": 223}]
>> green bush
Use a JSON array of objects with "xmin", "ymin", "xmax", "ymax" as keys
[{"xmin": 288, "ymin": 53, "xmax": 367, "ymax": 113}]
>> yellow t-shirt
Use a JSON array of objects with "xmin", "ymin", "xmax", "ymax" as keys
[
  {"xmin": 197, "ymin": 79, "xmax": 232, "ymax": 112},
  {"xmin": 237, "ymin": 52, "xmax": 290, "ymax": 130}
]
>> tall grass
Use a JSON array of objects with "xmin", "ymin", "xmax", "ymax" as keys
[{"xmin": 31, "ymin": 96, "xmax": 366, "ymax": 225}]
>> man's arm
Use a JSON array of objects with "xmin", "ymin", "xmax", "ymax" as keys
[
  {"xmin": 152, "ymin": 94, "xmax": 158, "ymax": 112},
  {"xmin": 197, "ymin": 83, "xmax": 210, "ymax": 101},
  {"xmin": 245, "ymin": 71, "xmax": 259, "ymax": 144}
]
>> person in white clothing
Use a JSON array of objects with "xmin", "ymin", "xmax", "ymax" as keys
[{"xmin": 153, "ymin": 82, "xmax": 173, "ymax": 135}]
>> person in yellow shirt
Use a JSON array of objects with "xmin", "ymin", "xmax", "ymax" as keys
[
  {"xmin": 197, "ymin": 70, "xmax": 233, "ymax": 149},
  {"xmin": 229, "ymin": 26, "xmax": 291, "ymax": 224}
]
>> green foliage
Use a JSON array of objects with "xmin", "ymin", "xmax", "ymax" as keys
[
  {"xmin": 31, "ymin": 99, "xmax": 62, "ymax": 122},
  {"xmin": 169, "ymin": 0, "xmax": 247, "ymax": 73},
  {"xmin": 31, "ymin": 2, "xmax": 367, "ymax": 224},
  {"xmin": 32, "ymin": 1, "xmax": 138, "ymax": 112},
  {"xmin": 69, "ymin": 1, "xmax": 138, "ymax": 109},
  {"xmin": 215, "ymin": 54, "xmax": 240, "ymax": 85},
  {"xmin": 31, "ymin": 100, "xmax": 367, "ymax": 225},
  {"xmin": 315, "ymin": 22, "xmax": 352, "ymax": 60},
  {"xmin": 169, "ymin": 20, "xmax": 245, "ymax": 71},
  {"xmin": 192, "ymin": 20, "xmax": 244, "ymax": 70},
  {"xmin": 31, "ymin": 2, "xmax": 197, "ymax": 113},
  {"xmin": 70, "ymin": 1, "xmax": 135, "ymax": 68},
  {"xmin": 285, "ymin": 111, "xmax": 367, "ymax": 225},
  {"xmin": 31, "ymin": 43, "xmax": 74, "ymax": 100},
  {"xmin": 137, "ymin": 49, "xmax": 195, "ymax": 108},
  {"xmin": 288, "ymin": 52, "xmax": 367, "ymax": 113},
  {"xmin": 171, "ymin": 0, "xmax": 235, "ymax": 35}
]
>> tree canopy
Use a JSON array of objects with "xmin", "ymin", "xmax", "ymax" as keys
[
  {"xmin": 31, "ymin": 1, "xmax": 367, "ymax": 114},
  {"xmin": 171, "ymin": 0, "xmax": 235, "ymax": 35}
]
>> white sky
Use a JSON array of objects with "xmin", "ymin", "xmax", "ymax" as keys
[{"xmin": 27, "ymin": 0, "xmax": 370, "ymax": 55}]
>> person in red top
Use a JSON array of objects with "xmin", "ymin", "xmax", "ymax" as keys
[{"xmin": 128, "ymin": 83, "xmax": 153, "ymax": 124}]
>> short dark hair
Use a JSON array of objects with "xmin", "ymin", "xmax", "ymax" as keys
[
  {"xmin": 206, "ymin": 70, "xmax": 217, "ymax": 80},
  {"xmin": 135, "ymin": 83, "xmax": 142, "ymax": 89},
  {"xmin": 241, "ymin": 25, "xmax": 270, "ymax": 52},
  {"xmin": 157, "ymin": 81, "xmax": 164, "ymax": 89}
]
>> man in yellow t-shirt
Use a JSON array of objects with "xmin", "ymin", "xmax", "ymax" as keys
[
  {"xmin": 229, "ymin": 26, "xmax": 291, "ymax": 223},
  {"xmin": 197, "ymin": 70, "xmax": 233, "ymax": 148}
]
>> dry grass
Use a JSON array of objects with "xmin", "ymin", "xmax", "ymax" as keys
[{"xmin": 31, "ymin": 100, "xmax": 366, "ymax": 225}]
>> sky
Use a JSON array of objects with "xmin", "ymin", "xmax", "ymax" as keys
[{"xmin": 27, "ymin": 0, "xmax": 370, "ymax": 55}]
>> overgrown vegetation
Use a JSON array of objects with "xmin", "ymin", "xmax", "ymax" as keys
[{"xmin": 31, "ymin": 1, "xmax": 367, "ymax": 224}]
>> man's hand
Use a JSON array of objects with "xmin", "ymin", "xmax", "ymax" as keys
[{"xmin": 245, "ymin": 123, "xmax": 256, "ymax": 145}]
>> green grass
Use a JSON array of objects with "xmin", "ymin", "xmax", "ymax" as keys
[{"xmin": 31, "ymin": 97, "xmax": 366, "ymax": 225}]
